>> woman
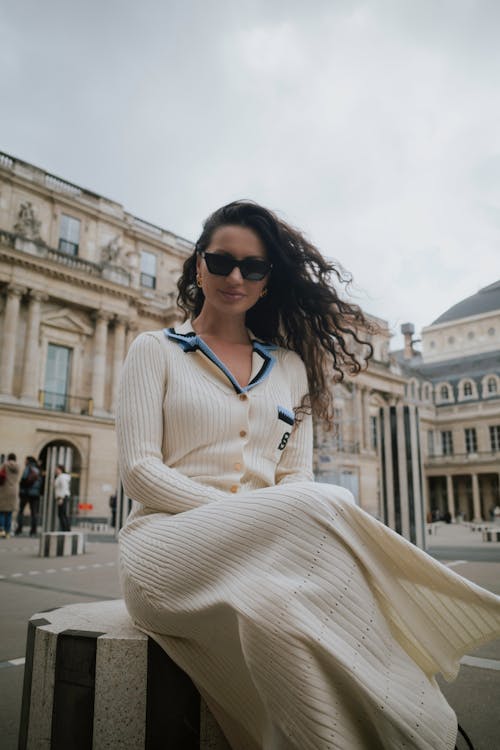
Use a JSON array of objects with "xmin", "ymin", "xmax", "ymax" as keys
[
  {"xmin": 117, "ymin": 201, "xmax": 500, "ymax": 750},
  {"xmin": 0, "ymin": 453, "xmax": 20, "ymax": 538}
]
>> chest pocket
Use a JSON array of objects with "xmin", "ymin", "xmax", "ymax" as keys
[{"xmin": 277, "ymin": 405, "xmax": 295, "ymax": 451}]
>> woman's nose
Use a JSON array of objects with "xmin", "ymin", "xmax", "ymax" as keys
[{"xmin": 227, "ymin": 265, "xmax": 244, "ymax": 282}]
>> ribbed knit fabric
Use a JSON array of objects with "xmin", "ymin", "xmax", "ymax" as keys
[{"xmin": 116, "ymin": 323, "xmax": 500, "ymax": 750}]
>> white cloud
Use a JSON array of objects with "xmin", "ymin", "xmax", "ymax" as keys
[{"xmin": 0, "ymin": 0, "xmax": 499, "ymax": 347}]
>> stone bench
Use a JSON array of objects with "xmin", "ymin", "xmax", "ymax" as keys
[
  {"xmin": 40, "ymin": 531, "xmax": 86, "ymax": 557},
  {"xmin": 482, "ymin": 529, "xmax": 500, "ymax": 542},
  {"xmin": 19, "ymin": 599, "xmax": 230, "ymax": 750}
]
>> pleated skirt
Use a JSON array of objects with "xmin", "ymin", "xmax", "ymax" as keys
[{"xmin": 119, "ymin": 482, "xmax": 500, "ymax": 750}]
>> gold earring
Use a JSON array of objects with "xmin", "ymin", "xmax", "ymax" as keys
[
  {"xmin": 196, "ymin": 273, "xmax": 203, "ymax": 288},
  {"xmin": 260, "ymin": 288, "xmax": 268, "ymax": 299}
]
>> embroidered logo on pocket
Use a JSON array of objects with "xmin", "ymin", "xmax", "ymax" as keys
[
  {"xmin": 278, "ymin": 432, "xmax": 291, "ymax": 450},
  {"xmin": 277, "ymin": 406, "xmax": 294, "ymax": 450}
]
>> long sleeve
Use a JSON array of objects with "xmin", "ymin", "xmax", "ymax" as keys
[
  {"xmin": 116, "ymin": 333, "xmax": 227, "ymax": 514},
  {"xmin": 275, "ymin": 352, "xmax": 314, "ymax": 485}
]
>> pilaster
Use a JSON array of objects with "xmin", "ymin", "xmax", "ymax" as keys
[
  {"xmin": 0, "ymin": 284, "xmax": 26, "ymax": 400},
  {"xmin": 20, "ymin": 291, "xmax": 48, "ymax": 404}
]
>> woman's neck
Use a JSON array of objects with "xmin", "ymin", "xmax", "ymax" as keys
[{"xmin": 192, "ymin": 307, "xmax": 250, "ymax": 345}]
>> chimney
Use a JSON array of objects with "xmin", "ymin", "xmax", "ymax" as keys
[{"xmin": 401, "ymin": 323, "xmax": 415, "ymax": 360}]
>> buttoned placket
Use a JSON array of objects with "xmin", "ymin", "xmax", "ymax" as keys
[{"xmin": 230, "ymin": 392, "xmax": 251, "ymax": 493}]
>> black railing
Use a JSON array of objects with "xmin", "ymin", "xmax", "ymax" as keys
[
  {"xmin": 58, "ymin": 238, "xmax": 79, "ymax": 256},
  {"xmin": 39, "ymin": 390, "xmax": 93, "ymax": 416}
]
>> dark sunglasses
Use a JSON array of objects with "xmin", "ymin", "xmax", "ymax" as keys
[{"xmin": 199, "ymin": 251, "xmax": 272, "ymax": 281}]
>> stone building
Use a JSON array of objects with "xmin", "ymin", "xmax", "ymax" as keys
[
  {"xmin": 314, "ymin": 320, "xmax": 427, "ymax": 546},
  {"xmin": 0, "ymin": 150, "xmax": 426, "ymax": 541},
  {"xmin": 394, "ymin": 282, "xmax": 500, "ymax": 522},
  {"xmin": 0, "ymin": 151, "xmax": 190, "ymax": 519}
]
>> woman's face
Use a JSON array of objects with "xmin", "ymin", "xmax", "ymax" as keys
[{"xmin": 196, "ymin": 225, "xmax": 270, "ymax": 318}]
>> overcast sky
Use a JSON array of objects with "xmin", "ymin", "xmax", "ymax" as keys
[{"xmin": 1, "ymin": 0, "xmax": 499, "ymax": 348}]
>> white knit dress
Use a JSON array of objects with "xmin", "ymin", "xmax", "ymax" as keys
[{"xmin": 116, "ymin": 321, "xmax": 500, "ymax": 750}]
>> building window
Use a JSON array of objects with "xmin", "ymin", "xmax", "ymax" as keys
[
  {"xmin": 463, "ymin": 381, "xmax": 473, "ymax": 397},
  {"xmin": 488, "ymin": 327, "xmax": 495, "ymax": 336},
  {"xmin": 140, "ymin": 251, "xmax": 157, "ymax": 289},
  {"xmin": 465, "ymin": 427, "xmax": 478, "ymax": 454},
  {"xmin": 427, "ymin": 430, "xmax": 435, "ymax": 455},
  {"xmin": 487, "ymin": 377, "xmax": 498, "ymax": 395},
  {"xmin": 441, "ymin": 430, "xmax": 453, "ymax": 455},
  {"xmin": 490, "ymin": 425, "xmax": 500, "ymax": 451},
  {"xmin": 440, "ymin": 385, "xmax": 449, "ymax": 400},
  {"xmin": 44, "ymin": 344, "xmax": 72, "ymax": 411},
  {"xmin": 370, "ymin": 416, "xmax": 378, "ymax": 450},
  {"xmin": 58, "ymin": 214, "xmax": 80, "ymax": 256}
]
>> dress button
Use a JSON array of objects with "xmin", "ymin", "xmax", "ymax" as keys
[
  {"xmin": 239, "ymin": 430, "xmax": 247, "ymax": 438},
  {"xmin": 239, "ymin": 393, "xmax": 248, "ymax": 401},
  {"xmin": 234, "ymin": 462, "xmax": 242, "ymax": 471},
  {"xmin": 230, "ymin": 485, "xmax": 239, "ymax": 493}
]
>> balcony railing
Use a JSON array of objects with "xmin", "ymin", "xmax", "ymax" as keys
[
  {"xmin": 39, "ymin": 390, "xmax": 93, "ymax": 416},
  {"xmin": 315, "ymin": 440, "xmax": 361, "ymax": 455},
  {"xmin": 426, "ymin": 450, "xmax": 499, "ymax": 465}
]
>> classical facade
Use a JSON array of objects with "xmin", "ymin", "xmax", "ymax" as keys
[
  {"xmin": 394, "ymin": 282, "xmax": 500, "ymax": 522},
  {"xmin": 0, "ymin": 150, "xmax": 426, "ymax": 540},
  {"xmin": 0, "ymin": 151, "xmax": 190, "ymax": 519}
]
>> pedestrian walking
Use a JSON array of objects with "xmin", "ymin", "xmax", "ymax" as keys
[
  {"xmin": 0, "ymin": 453, "xmax": 20, "ymax": 538},
  {"xmin": 54, "ymin": 464, "xmax": 71, "ymax": 531},
  {"xmin": 15, "ymin": 456, "xmax": 43, "ymax": 537}
]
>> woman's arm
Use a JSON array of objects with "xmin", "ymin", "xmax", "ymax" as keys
[
  {"xmin": 116, "ymin": 332, "xmax": 226, "ymax": 514},
  {"xmin": 275, "ymin": 352, "xmax": 314, "ymax": 485}
]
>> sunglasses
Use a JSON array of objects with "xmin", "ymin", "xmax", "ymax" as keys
[{"xmin": 199, "ymin": 251, "xmax": 272, "ymax": 281}]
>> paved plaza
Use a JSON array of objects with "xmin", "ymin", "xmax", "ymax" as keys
[{"xmin": 1, "ymin": 524, "xmax": 499, "ymax": 749}]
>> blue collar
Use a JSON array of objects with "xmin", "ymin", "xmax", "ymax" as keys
[{"xmin": 163, "ymin": 323, "xmax": 277, "ymax": 394}]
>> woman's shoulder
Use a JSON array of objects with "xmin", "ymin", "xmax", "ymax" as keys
[
  {"xmin": 274, "ymin": 345, "xmax": 306, "ymax": 370},
  {"xmin": 128, "ymin": 329, "xmax": 176, "ymax": 354}
]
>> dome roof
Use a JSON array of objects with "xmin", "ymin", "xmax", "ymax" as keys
[{"xmin": 432, "ymin": 280, "xmax": 500, "ymax": 325}]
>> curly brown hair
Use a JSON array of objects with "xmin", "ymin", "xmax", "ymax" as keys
[{"xmin": 177, "ymin": 201, "xmax": 375, "ymax": 425}]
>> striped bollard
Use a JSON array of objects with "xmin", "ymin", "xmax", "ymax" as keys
[{"xmin": 19, "ymin": 599, "xmax": 230, "ymax": 750}]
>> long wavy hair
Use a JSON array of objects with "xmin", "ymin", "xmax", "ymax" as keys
[{"xmin": 177, "ymin": 200, "xmax": 375, "ymax": 425}]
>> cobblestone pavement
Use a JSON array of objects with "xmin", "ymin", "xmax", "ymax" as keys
[{"xmin": 1, "ymin": 526, "xmax": 499, "ymax": 749}]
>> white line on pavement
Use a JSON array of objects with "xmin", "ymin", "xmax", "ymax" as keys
[
  {"xmin": 460, "ymin": 655, "xmax": 500, "ymax": 671},
  {"xmin": 445, "ymin": 561, "xmax": 467, "ymax": 567},
  {"xmin": 1, "ymin": 562, "xmax": 116, "ymax": 579}
]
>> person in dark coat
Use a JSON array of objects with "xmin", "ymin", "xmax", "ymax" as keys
[{"xmin": 15, "ymin": 456, "xmax": 43, "ymax": 537}]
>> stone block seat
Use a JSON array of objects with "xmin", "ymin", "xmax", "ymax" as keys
[
  {"xmin": 40, "ymin": 531, "xmax": 86, "ymax": 557},
  {"xmin": 19, "ymin": 599, "xmax": 230, "ymax": 750}
]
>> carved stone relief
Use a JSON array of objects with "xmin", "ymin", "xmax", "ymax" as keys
[{"xmin": 14, "ymin": 202, "xmax": 42, "ymax": 241}]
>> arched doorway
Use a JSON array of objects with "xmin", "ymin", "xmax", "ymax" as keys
[{"xmin": 38, "ymin": 440, "xmax": 82, "ymax": 530}]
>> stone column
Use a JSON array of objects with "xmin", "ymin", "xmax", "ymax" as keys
[
  {"xmin": 0, "ymin": 285, "xmax": 25, "ymax": 399},
  {"xmin": 126, "ymin": 320, "xmax": 139, "ymax": 353},
  {"xmin": 446, "ymin": 474, "xmax": 455, "ymax": 518},
  {"xmin": 471, "ymin": 473, "xmax": 482, "ymax": 521},
  {"xmin": 111, "ymin": 317, "xmax": 127, "ymax": 413},
  {"xmin": 362, "ymin": 388, "xmax": 372, "ymax": 451},
  {"xmin": 91, "ymin": 310, "xmax": 112, "ymax": 415},
  {"xmin": 353, "ymin": 384, "xmax": 363, "ymax": 453},
  {"xmin": 20, "ymin": 291, "xmax": 47, "ymax": 404}
]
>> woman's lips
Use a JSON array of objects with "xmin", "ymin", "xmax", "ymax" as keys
[{"xmin": 219, "ymin": 289, "xmax": 245, "ymax": 301}]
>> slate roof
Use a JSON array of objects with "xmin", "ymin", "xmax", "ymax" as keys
[
  {"xmin": 405, "ymin": 350, "xmax": 500, "ymax": 383},
  {"xmin": 432, "ymin": 280, "xmax": 500, "ymax": 325}
]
